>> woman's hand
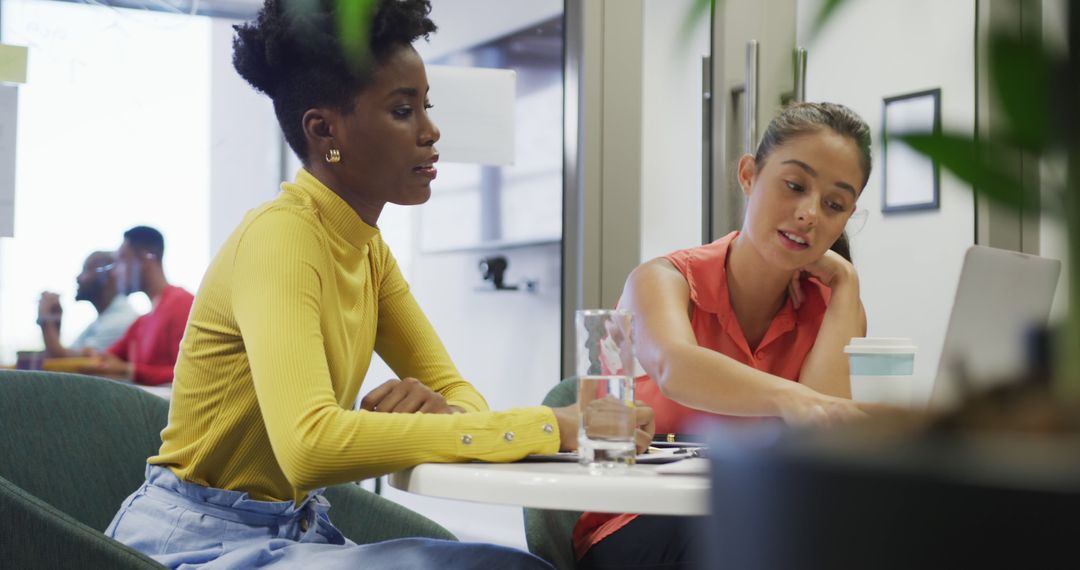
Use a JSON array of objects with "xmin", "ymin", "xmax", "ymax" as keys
[
  {"xmin": 37, "ymin": 291, "xmax": 62, "ymax": 325},
  {"xmin": 359, "ymin": 377, "xmax": 459, "ymax": 414},
  {"xmin": 550, "ymin": 401, "xmax": 655, "ymax": 453},
  {"xmin": 788, "ymin": 249, "xmax": 858, "ymax": 309},
  {"xmin": 632, "ymin": 401, "xmax": 656, "ymax": 453},
  {"xmin": 776, "ymin": 389, "xmax": 869, "ymax": 427},
  {"xmin": 81, "ymin": 352, "xmax": 133, "ymax": 381}
]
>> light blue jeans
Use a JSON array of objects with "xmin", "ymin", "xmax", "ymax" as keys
[{"xmin": 106, "ymin": 465, "xmax": 551, "ymax": 569}]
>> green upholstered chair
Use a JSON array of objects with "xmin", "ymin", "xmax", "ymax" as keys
[
  {"xmin": 0, "ymin": 370, "xmax": 455, "ymax": 569},
  {"xmin": 523, "ymin": 377, "xmax": 582, "ymax": 570}
]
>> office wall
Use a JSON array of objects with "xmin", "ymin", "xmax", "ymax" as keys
[
  {"xmin": 640, "ymin": 0, "xmax": 710, "ymax": 262},
  {"xmin": 407, "ymin": 244, "xmax": 562, "ymax": 410},
  {"xmin": 209, "ymin": 18, "xmax": 280, "ymax": 258},
  {"xmin": 419, "ymin": 0, "xmax": 562, "ymax": 62},
  {"xmin": 797, "ymin": 0, "xmax": 977, "ymax": 401}
]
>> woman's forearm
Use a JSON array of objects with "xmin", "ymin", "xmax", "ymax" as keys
[
  {"xmin": 626, "ymin": 257, "xmax": 851, "ymax": 421},
  {"xmin": 40, "ymin": 322, "xmax": 74, "ymax": 358},
  {"xmin": 799, "ymin": 277, "xmax": 864, "ymax": 397},
  {"xmin": 652, "ymin": 342, "xmax": 818, "ymax": 417}
]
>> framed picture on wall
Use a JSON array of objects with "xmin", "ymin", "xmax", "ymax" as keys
[{"xmin": 882, "ymin": 88, "xmax": 941, "ymax": 213}]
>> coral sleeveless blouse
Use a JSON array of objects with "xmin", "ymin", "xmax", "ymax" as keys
[{"xmin": 572, "ymin": 231, "xmax": 832, "ymax": 559}]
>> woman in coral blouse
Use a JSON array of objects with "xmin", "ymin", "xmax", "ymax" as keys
[{"xmin": 575, "ymin": 102, "xmax": 874, "ymax": 569}]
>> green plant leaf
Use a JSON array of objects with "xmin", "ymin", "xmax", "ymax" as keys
[
  {"xmin": 898, "ymin": 132, "xmax": 1039, "ymax": 212},
  {"xmin": 989, "ymin": 32, "xmax": 1050, "ymax": 150},
  {"xmin": 679, "ymin": 0, "xmax": 715, "ymax": 50},
  {"xmin": 336, "ymin": 0, "xmax": 377, "ymax": 73},
  {"xmin": 809, "ymin": 0, "xmax": 852, "ymax": 38}
]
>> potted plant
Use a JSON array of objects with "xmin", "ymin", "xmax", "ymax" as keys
[{"xmin": 697, "ymin": 1, "xmax": 1080, "ymax": 566}]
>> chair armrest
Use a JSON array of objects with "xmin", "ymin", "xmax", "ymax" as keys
[
  {"xmin": 0, "ymin": 475, "xmax": 162, "ymax": 569},
  {"xmin": 322, "ymin": 483, "xmax": 457, "ymax": 544}
]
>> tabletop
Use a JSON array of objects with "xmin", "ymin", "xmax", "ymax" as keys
[{"xmin": 388, "ymin": 459, "xmax": 709, "ymax": 515}]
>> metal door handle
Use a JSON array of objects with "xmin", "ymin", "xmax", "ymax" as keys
[
  {"xmin": 744, "ymin": 40, "xmax": 759, "ymax": 153},
  {"xmin": 702, "ymin": 55, "xmax": 712, "ymax": 244},
  {"xmin": 794, "ymin": 47, "xmax": 807, "ymax": 103}
]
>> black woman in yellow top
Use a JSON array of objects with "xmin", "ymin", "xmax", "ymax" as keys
[{"xmin": 104, "ymin": 1, "xmax": 653, "ymax": 568}]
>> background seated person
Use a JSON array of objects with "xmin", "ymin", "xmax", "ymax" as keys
[
  {"xmin": 82, "ymin": 226, "xmax": 194, "ymax": 385},
  {"xmin": 37, "ymin": 250, "xmax": 138, "ymax": 357}
]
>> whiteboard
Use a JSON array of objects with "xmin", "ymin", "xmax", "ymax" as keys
[{"xmin": 426, "ymin": 65, "xmax": 516, "ymax": 165}]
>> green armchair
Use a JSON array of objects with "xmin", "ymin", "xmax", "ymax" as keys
[
  {"xmin": 522, "ymin": 377, "xmax": 582, "ymax": 570},
  {"xmin": 0, "ymin": 370, "xmax": 455, "ymax": 569}
]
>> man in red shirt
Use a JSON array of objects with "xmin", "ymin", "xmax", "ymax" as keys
[{"xmin": 83, "ymin": 226, "xmax": 194, "ymax": 385}]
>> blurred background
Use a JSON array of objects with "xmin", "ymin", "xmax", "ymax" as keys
[{"xmin": 0, "ymin": 0, "xmax": 1071, "ymax": 551}]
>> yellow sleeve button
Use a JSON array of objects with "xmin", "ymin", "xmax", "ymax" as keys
[{"xmin": 461, "ymin": 434, "xmax": 473, "ymax": 445}]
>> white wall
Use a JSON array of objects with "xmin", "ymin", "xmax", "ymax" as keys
[
  {"xmin": 640, "ymin": 0, "xmax": 710, "ymax": 262},
  {"xmin": 417, "ymin": 0, "xmax": 562, "ymax": 62},
  {"xmin": 407, "ymin": 244, "xmax": 562, "ymax": 410},
  {"xmin": 209, "ymin": 18, "xmax": 280, "ymax": 258},
  {"xmin": 797, "ymin": 0, "xmax": 977, "ymax": 401}
]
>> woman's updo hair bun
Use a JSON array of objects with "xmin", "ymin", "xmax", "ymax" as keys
[
  {"xmin": 231, "ymin": 4, "xmax": 280, "ymax": 97},
  {"xmin": 231, "ymin": 0, "xmax": 436, "ymax": 160},
  {"xmin": 754, "ymin": 102, "xmax": 872, "ymax": 188}
]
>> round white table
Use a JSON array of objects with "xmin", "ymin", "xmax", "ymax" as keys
[
  {"xmin": 137, "ymin": 384, "xmax": 172, "ymax": 400},
  {"xmin": 388, "ymin": 460, "xmax": 709, "ymax": 515}
]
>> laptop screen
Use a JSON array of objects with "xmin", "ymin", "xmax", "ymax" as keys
[{"xmin": 929, "ymin": 246, "xmax": 1061, "ymax": 409}]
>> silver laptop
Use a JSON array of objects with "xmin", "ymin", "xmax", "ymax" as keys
[{"xmin": 929, "ymin": 245, "xmax": 1062, "ymax": 410}]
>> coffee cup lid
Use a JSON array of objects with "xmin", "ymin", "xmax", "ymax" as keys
[{"xmin": 843, "ymin": 337, "xmax": 917, "ymax": 355}]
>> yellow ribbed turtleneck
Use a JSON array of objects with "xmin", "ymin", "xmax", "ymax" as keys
[{"xmin": 150, "ymin": 169, "xmax": 559, "ymax": 503}]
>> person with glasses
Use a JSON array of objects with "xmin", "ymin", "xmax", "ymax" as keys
[
  {"xmin": 37, "ymin": 251, "xmax": 138, "ymax": 357},
  {"xmin": 80, "ymin": 226, "xmax": 194, "ymax": 385}
]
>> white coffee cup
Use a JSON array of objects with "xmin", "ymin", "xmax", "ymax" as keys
[{"xmin": 843, "ymin": 337, "xmax": 918, "ymax": 407}]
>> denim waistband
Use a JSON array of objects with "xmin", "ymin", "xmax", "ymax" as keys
[{"xmin": 143, "ymin": 465, "xmax": 329, "ymax": 527}]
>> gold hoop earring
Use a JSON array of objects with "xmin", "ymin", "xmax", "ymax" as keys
[{"xmin": 325, "ymin": 148, "xmax": 341, "ymax": 164}]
